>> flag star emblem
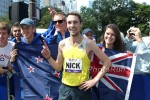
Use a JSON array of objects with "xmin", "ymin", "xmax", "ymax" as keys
[
  {"xmin": 53, "ymin": 71, "xmax": 60, "ymax": 78},
  {"xmin": 28, "ymin": 66, "xmax": 35, "ymax": 73},
  {"xmin": 44, "ymin": 95, "xmax": 53, "ymax": 100},
  {"xmin": 35, "ymin": 56, "xmax": 43, "ymax": 63}
]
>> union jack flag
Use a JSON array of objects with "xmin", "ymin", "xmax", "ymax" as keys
[{"xmin": 90, "ymin": 44, "xmax": 136, "ymax": 100}]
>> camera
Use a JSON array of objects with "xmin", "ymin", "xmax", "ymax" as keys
[{"xmin": 129, "ymin": 30, "xmax": 135, "ymax": 35}]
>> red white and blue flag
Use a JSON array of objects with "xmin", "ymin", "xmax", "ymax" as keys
[
  {"xmin": 13, "ymin": 44, "xmax": 61, "ymax": 100},
  {"xmin": 90, "ymin": 44, "xmax": 136, "ymax": 100}
]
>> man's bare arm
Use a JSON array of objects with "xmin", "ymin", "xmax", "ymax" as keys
[
  {"xmin": 41, "ymin": 40, "xmax": 64, "ymax": 72},
  {"xmin": 80, "ymin": 40, "xmax": 111, "ymax": 90}
]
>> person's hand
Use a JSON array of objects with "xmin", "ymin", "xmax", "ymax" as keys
[
  {"xmin": 127, "ymin": 26, "xmax": 135, "ymax": 38},
  {"xmin": 10, "ymin": 49, "xmax": 18, "ymax": 62},
  {"xmin": 129, "ymin": 27, "xmax": 142, "ymax": 42},
  {"xmin": 127, "ymin": 28, "xmax": 131, "ymax": 38},
  {"xmin": 126, "ymin": 50, "xmax": 133, "ymax": 54},
  {"xmin": 127, "ymin": 27, "xmax": 142, "ymax": 42},
  {"xmin": 48, "ymin": 7, "xmax": 57, "ymax": 19},
  {"xmin": 0, "ymin": 67, "xmax": 3, "ymax": 74},
  {"xmin": 41, "ymin": 40, "xmax": 51, "ymax": 60},
  {"xmin": 79, "ymin": 79, "xmax": 98, "ymax": 91},
  {"xmin": 0, "ymin": 67, "xmax": 7, "ymax": 74}
]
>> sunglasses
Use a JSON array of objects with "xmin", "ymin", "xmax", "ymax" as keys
[{"xmin": 54, "ymin": 20, "xmax": 65, "ymax": 25}]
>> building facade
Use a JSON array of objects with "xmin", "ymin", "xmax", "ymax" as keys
[
  {"xmin": 0, "ymin": 0, "xmax": 40, "ymax": 17},
  {"xmin": 0, "ymin": 0, "xmax": 11, "ymax": 17},
  {"xmin": 42, "ymin": 0, "xmax": 77, "ymax": 14},
  {"xmin": 22, "ymin": 0, "xmax": 40, "ymax": 8}
]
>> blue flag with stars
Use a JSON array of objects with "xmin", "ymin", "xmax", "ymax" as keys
[{"xmin": 15, "ymin": 44, "xmax": 61, "ymax": 100}]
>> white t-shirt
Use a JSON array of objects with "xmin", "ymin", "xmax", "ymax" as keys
[{"xmin": 0, "ymin": 41, "xmax": 15, "ymax": 67}]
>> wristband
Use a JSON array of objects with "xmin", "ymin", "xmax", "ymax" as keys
[{"xmin": 46, "ymin": 55, "xmax": 51, "ymax": 60}]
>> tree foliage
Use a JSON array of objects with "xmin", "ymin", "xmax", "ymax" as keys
[
  {"xmin": 0, "ymin": 16, "xmax": 11, "ymax": 25},
  {"xmin": 80, "ymin": 7, "xmax": 100, "ymax": 38},
  {"xmin": 80, "ymin": 0, "xmax": 150, "ymax": 39},
  {"xmin": 92, "ymin": 0, "xmax": 132, "ymax": 33},
  {"xmin": 129, "ymin": 1, "xmax": 150, "ymax": 35}
]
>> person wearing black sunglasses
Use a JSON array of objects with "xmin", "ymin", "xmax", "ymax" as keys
[
  {"xmin": 42, "ymin": 8, "xmax": 70, "ymax": 44},
  {"xmin": 53, "ymin": 20, "xmax": 66, "ymax": 25}
]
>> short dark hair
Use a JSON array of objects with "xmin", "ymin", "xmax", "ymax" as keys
[
  {"xmin": 66, "ymin": 12, "xmax": 82, "ymax": 23},
  {"xmin": 0, "ymin": 22, "xmax": 11, "ymax": 34},
  {"xmin": 11, "ymin": 22, "xmax": 21, "ymax": 37},
  {"xmin": 12, "ymin": 22, "xmax": 20, "ymax": 27},
  {"xmin": 11, "ymin": 22, "xmax": 20, "ymax": 31}
]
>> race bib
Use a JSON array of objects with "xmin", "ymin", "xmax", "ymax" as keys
[{"xmin": 65, "ymin": 58, "xmax": 82, "ymax": 73}]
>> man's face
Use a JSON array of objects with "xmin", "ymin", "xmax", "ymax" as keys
[
  {"xmin": 66, "ymin": 15, "xmax": 81, "ymax": 36},
  {"xmin": 12, "ymin": 26, "xmax": 22, "ymax": 39},
  {"xmin": 0, "ymin": 29, "xmax": 9, "ymax": 47},
  {"xmin": 53, "ymin": 15, "xmax": 67, "ymax": 33},
  {"xmin": 83, "ymin": 32, "xmax": 94, "ymax": 40},
  {"xmin": 21, "ymin": 25, "xmax": 35, "ymax": 41}
]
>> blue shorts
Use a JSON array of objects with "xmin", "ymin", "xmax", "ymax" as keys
[{"xmin": 58, "ymin": 83, "xmax": 92, "ymax": 100}]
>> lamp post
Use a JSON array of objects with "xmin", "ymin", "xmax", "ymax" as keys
[{"xmin": 29, "ymin": 0, "xmax": 36, "ymax": 21}]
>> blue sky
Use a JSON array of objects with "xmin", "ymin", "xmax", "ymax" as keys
[{"xmin": 133, "ymin": 0, "xmax": 150, "ymax": 4}]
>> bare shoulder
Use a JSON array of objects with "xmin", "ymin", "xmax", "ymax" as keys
[
  {"xmin": 86, "ymin": 39, "xmax": 97, "ymax": 49},
  {"xmin": 58, "ymin": 38, "xmax": 68, "ymax": 49}
]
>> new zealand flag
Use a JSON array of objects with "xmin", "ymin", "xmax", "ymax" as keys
[
  {"xmin": 14, "ymin": 44, "xmax": 61, "ymax": 100},
  {"xmin": 90, "ymin": 45, "xmax": 136, "ymax": 100}
]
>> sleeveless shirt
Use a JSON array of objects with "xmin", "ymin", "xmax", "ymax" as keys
[{"xmin": 62, "ymin": 38, "xmax": 90, "ymax": 86}]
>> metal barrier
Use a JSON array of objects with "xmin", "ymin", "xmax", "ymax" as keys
[{"xmin": 4, "ymin": 69, "xmax": 15, "ymax": 100}]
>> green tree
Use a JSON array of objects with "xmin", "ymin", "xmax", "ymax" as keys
[
  {"xmin": 0, "ymin": 15, "xmax": 11, "ymax": 24},
  {"xmin": 80, "ymin": 6, "xmax": 100, "ymax": 40},
  {"xmin": 92, "ymin": 0, "xmax": 131, "ymax": 33},
  {"xmin": 129, "ymin": 0, "xmax": 150, "ymax": 35},
  {"xmin": 79, "ymin": 0, "xmax": 150, "ymax": 38}
]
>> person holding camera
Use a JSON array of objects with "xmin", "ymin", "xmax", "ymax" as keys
[
  {"xmin": 124, "ymin": 27, "xmax": 150, "ymax": 100},
  {"xmin": 124, "ymin": 27, "xmax": 150, "ymax": 73},
  {"xmin": 124, "ymin": 27, "xmax": 142, "ymax": 52}
]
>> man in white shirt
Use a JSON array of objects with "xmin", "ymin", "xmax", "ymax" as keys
[
  {"xmin": 0, "ymin": 22, "xmax": 15, "ymax": 74},
  {"xmin": 0, "ymin": 22, "xmax": 15, "ymax": 100}
]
